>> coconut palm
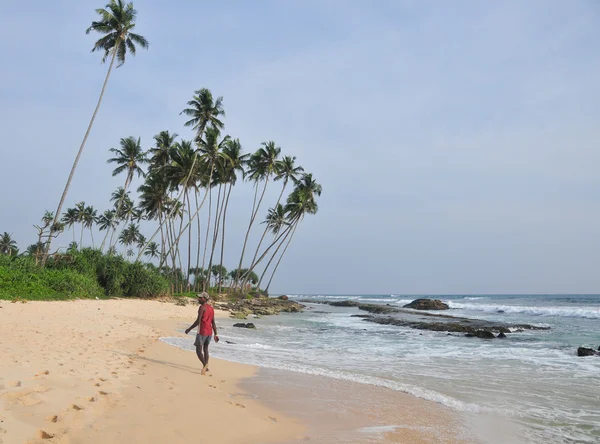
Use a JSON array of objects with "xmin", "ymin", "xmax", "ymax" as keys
[
  {"xmin": 119, "ymin": 223, "xmax": 141, "ymax": 253},
  {"xmin": 97, "ymin": 210, "xmax": 118, "ymax": 250},
  {"xmin": 247, "ymin": 155, "xmax": 302, "ymax": 282},
  {"xmin": 137, "ymin": 88, "xmax": 225, "ymax": 263},
  {"xmin": 102, "ymin": 136, "xmax": 148, "ymax": 249},
  {"xmin": 181, "ymin": 88, "xmax": 225, "ymax": 137},
  {"xmin": 144, "ymin": 241, "xmax": 159, "ymax": 260},
  {"xmin": 81, "ymin": 206, "xmax": 98, "ymax": 247},
  {"xmin": 46, "ymin": 0, "xmax": 148, "ymax": 263},
  {"xmin": 73, "ymin": 202, "xmax": 87, "ymax": 247},
  {"xmin": 236, "ymin": 141, "xmax": 281, "ymax": 288},
  {"xmin": 61, "ymin": 208, "xmax": 79, "ymax": 243},
  {"xmin": 0, "ymin": 232, "xmax": 18, "ymax": 256},
  {"xmin": 218, "ymin": 139, "xmax": 248, "ymax": 292},
  {"xmin": 149, "ymin": 130, "xmax": 177, "ymax": 170}
]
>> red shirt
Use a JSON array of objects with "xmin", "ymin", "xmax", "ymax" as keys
[{"xmin": 198, "ymin": 304, "xmax": 214, "ymax": 336}]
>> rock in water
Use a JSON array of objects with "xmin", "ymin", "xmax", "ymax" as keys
[
  {"xmin": 497, "ymin": 332, "xmax": 507, "ymax": 339},
  {"xmin": 403, "ymin": 299, "xmax": 450, "ymax": 310},
  {"xmin": 577, "ymin": 347, "xmax": 599, "ymax": 357},
  {"xmin": 232, "ymin": 323, "xmax": 257, "ymax": 329},
  {"xmin": 278, "ymin": 295, "xmax": 289, "ymax": 301}
]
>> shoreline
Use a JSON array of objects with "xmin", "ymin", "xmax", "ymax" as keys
[
  {"xmin": 1, "ymin": 298, "xmax": 475, "ymax": 444},
  {"xmin": 0, "ymin": 299, "xmax": 303, "ymax": 443}
]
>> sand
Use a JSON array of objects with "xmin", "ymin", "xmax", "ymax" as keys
[{"xmin": 0, "ymin": 299, "xmax": 303, "ymax": 444}]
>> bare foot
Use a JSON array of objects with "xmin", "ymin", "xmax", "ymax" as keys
[{"xmin": 201, "ymin": 364, "xmax": 209, "ymax": 376}]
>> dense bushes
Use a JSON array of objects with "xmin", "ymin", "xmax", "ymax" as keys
[
  {"xmin": 0, "ymin": 255, "xmax": 104, "ymax": 300},
  {"xmin": 0, "ymin": 249, "xmax": 169, "ymax": 300}
]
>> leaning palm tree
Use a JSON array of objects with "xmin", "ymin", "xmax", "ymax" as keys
[
  {"xmin": 45, "ymin": 0, "xmax": 148, "ymax": 264},
  {"xmin": 73, "ymin": 202, "xmax": 87, "ymax": 247},
  {"xmin": 149, "ymin": 130, "xmax": 178, "ymax": 170},
  {"xmin": 97, "ymin": 209, "xmax": 118, "ymax": 250},
  {"xmin": 248, "ymin": 155, "xmax": 302, "ymax": 281},
  {"xmin": 235, "ymin": 141, "xmax": 281, "ymax": 287},
  {"xmin": 0, "ymin": 232, "xmax": 18, "ymax": 256},
  {"xmin": 102, "ymin": 136, "xmax": 148, "ymax": 250}
]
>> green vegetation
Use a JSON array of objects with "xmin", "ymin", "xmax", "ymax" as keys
[
  {"xmin": 2, "ymin": 1, "xmax": 322, "ymax": 300},
  {"xmin": 0, "ymin": 249, "xmax": 168, "ymax": 300}
]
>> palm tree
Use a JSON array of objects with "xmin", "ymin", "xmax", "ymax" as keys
[
  {"xmin": 144, "ymin": 241, "xmax": 159, "ymax": 260},
  {"xmin": 236, "ymin": 141, "xmax": 281, "ymax": 288},
  {"xmin": 138, "ymin": 172, "xmax": 169, "ymax": 262},
  {"xmin": 46, "ymin": 0, "xmax": 148, "ymax": 264},
  {"xmin": 248, "ymin": 155, "xmax": 302, "ymax": 282},
  {"xmin": 97, "ymin": 210, "xmax": 118, "ymax": 250},
  {"xmin": 137, "ymin": 88, "xmax": 225, "ymax": 262},
  {"xmin": 119, "ymin": 223, "xmax": 141, "ymax": 256},
  {"xmin": 149, "ymin": 130, "xmax": 177, "ymax": 170},
  {"xmin": 244, "ymin": 174, "xmax": 322, "ymax": 291},
  {"xmin": 61, "ymin": 208, "xmax": 79, "ymax": 243},
  {"xmin": 181, "ymin": 88, "xmax": 225, "ymax": 137},
  {"xmin": 219, "ymin": 139, "xmax": 248, "ymax": 292},
  {"xmin": 0, "ymin": 232, "xmax": 18, "ymax": 256},
  {"xmin": 73, "ymin": 202, "xmax": 87, "ymax": 247},
  {"xmin": 102, "ymin": 136, "xmax": 147, "ymax": 249},
  {"xmin": 82, "ymin": 205, "xmax": 98, "ymax": 247}
]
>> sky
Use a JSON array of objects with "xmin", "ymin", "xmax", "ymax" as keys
[{"xmin": 1, "ymin": 0, "xmax": 599, "ymax": 295}]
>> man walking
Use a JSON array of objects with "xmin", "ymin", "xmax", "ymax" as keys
[{"xmin": 185, "ymin": 292, "xmax": 219, "ymax": 375}]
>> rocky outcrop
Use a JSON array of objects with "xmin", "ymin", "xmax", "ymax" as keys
[
  {"xmin": 577, "ymin": 347, "xmax": 600, "ymax": 357},
  {"xmin": 233, "ymin": 323, "xmax": 256, "ymax": 329},
  {"xmin": 278, "ymin": 295, "xmax": 289, "ymax": 301},
  {"xmin": 216, "ymin": 297, "xmax": 304, "ymax": 317},
  {"xmin": 403, "ymin": 299, "xmax": 449, "ymax": 310},
  {"xmin": 465, "ymin": 330, "xmax": 495, "ymax": 339}
]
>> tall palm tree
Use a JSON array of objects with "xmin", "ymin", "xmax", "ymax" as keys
[
  {"xmin": 0, "ymin": 232, "xmax": 18, "ymax": 256},
  {"xmin": 236, "ymin": 141, "xmax": 281, "ymax": 287},
  {"xmin": 119, "ymin": 223, "xmax": 141, "ymax": 256},
  {"xmin": 144, "ymin": 241, "xmax": 159, "ymax": 260},
  {"xmin": 248, "ymin": 155, "xmax": 303, "ymax": 280},
  {"xmin": 137, "ymin": 88, "xmax": 225, "ymax": 262},
  {"xmin": 219, "ymin": 139, "xmax": 248, "ymax": 292},
  {"xmin": 138, "ymin": 171, "xmax": 169, "ymax": 262},
  {"xmin": 61, "ymin": 208, "xmax": 79, "ymax": 243},
  {"xmin": 73, "ymin": 202, "xmax": 87, "ymax": 247},
  {"xmin": 149, "ymin": 130, "xmax": 177, "ymax": 170},
  {"xmin": 97, "ymin": 209, "xmax": 118, "ymax": 250},
  {"xmin": 244, "ymin": 174, "xmax": 321, "ymax": 290},
  {"xmin": 102, "ymin": 136, "xmax": 147, "ymax": 250},
  {"xmin": 46, "ymin": 0, "xmax": 148, "ymax": 264},
  {"xmin": 82, "ymin": 205, "xmax": 98, "ymax": 247},
  {"xmin": 181, "ymin": 88, "xmax": 225, "ymax": 137}
]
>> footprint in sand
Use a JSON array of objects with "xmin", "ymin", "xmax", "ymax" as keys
[
  {"xmin": 8, "ymin": 381, "xmax": 21, "ymax": 388},
  {"xmin": 208, "ymin": 385, "xmax": 217, "ymax": 389},
  {"xmin": 228, "ymin": 401, "xmax": 246, "ymax": 408},
  {"xmin": 88, "ymin": 397, "xmax": 96, "ymax": 402},
  {"xmin": 268, "ymin": 416, "xmax": 278, "ymax": 423},
  {"xmin": 71, "ymin": 404, "xmax": 83, "ymax": 411},
  {"xmin": 46, "ymin": 415, "xmax": 59, "ymax": 423},
  {"xmin": 35, "ymin": 370, "xmax": 50, "ymax": 377},
  {"xmin": 98, "ymin": 391, "xmax": 108, "ymax": 396}
]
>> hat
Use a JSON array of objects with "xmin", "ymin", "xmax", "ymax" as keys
[{"xmin": 197, "ymin": 292, "xmax": 209, "ymax": 300}]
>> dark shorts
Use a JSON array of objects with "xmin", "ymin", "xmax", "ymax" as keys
[{"xmin": 194, "ymin": 334, "xmax": 212, "ymax": 347}]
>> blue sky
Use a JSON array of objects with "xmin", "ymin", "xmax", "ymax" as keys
[{"xmin": 1, "ymin": 0, "xmax": 599, "ymax": 294}]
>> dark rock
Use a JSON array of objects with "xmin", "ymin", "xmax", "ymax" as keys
[
  {"xmin": 225, "ymin": 341, "xmax": 236, "ymax": 344},
  {"xmin": 233, "ymin": 323, "xmax": 257, "ymax": 329},
  {"xmin": 471, "ymin": 330, "xmax": 495, "ymax": 339},
  {"xmin": 330, "ymin": 301, "xmax": 360, "ymax": 307},
  {"xmin": 465, "ymin": 333, "xmax": 474, "ymax": 337},
  {"xmin": 497, "ymin": 332, "xmax": 507, "ymax": 338},
  {"xmin": 403, "ymin": 299, "xmax": 450, "ymax": 310},
  {"xmin": 278, "ymin": 295, "xmax": 289, "ymax": 301},
  {"xmin": 577, "ymin": 347, "xmax": 599, "ymax": 357}
]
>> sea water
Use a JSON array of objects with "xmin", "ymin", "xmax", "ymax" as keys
[{"xmin": 162, "ymin": 294, "xmax": 600, "ymax": 443}]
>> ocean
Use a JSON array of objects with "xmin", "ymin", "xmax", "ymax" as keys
[{"xmin": 162, "ymin": 294, "xmax": 600, "ymax": 443}]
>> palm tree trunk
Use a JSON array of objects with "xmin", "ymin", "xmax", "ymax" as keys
[
  {"xmin": 194, "ymin": 189, "xmax": 202, "ymax": 292},
  {"xmin": 235, "ymin": 177, "xmax": 270, "ymax": 288},
  {"xmin": 201, "ymin": 187, "xmax": 213, "ymax": 291},
  {"xmin": 218, "ymin": 182, "xmax": 232, "ymax": 293},
  {"xmin": 90, "ymin": 228, "xmax": 95, "ymax": 248},
  {"xmin": 186, "ymin": 189, "xmax": 192, "ymax": 288},
  {"xmin": 43, "ymin": 46, "xmax": 118, "ymax": 265},
  {"xmin": 206, "ymin": 184, "xmax": 224, "ymax": 293},
  {"xmin": 249, "ymin": 180, "xmax": 288, "ymax": 272},
  {"xmin": 243, "ymin": 216, "xmax": 299, "ymax": 283},
  {"xmin": 263, "ymin": 221, "xmax": 298, "ymax": 293},
  {"xmin": 80, "ymin": 224, "xmax": 84, "ymax": 248}
]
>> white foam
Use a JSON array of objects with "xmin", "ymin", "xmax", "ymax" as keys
[{"xmin": 447, "ymin": 302, "xmax": 600, "ymax": 319}]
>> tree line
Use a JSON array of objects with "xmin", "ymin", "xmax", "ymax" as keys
[{"xmin": 0, "ymin": 0, "xmax": 321, "ymax": 296}]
